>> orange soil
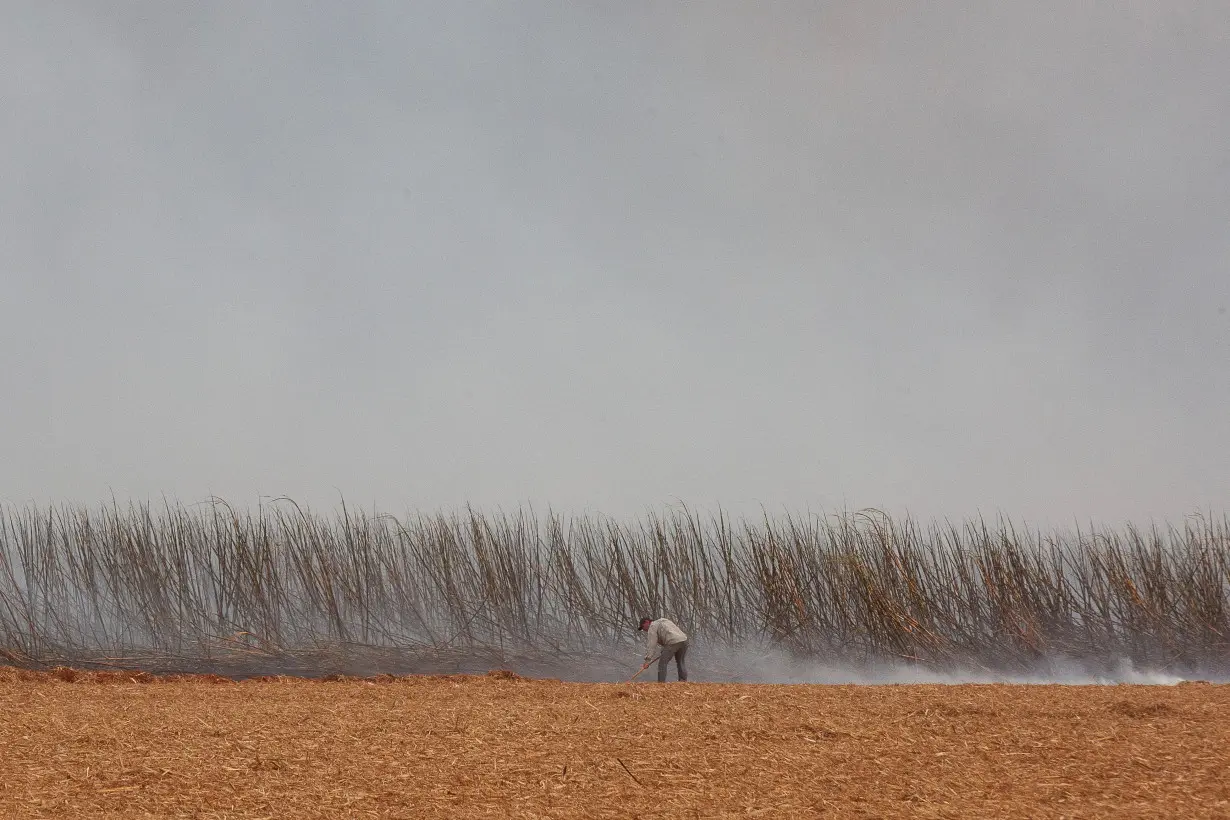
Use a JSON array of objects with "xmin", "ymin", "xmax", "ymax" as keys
[{"xmin": 0, "ymin": 668, "xmax": 1226, "ymax": 818}]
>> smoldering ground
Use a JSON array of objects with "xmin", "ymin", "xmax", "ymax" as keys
[{"xmin": 15, "ymin": 642, "xmax": 1216, "ymax": 685}]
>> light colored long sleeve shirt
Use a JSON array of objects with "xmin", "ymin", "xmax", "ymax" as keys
[{"xmin": 644, "ymin": 618, "xmax": 688, "ymax": 662}]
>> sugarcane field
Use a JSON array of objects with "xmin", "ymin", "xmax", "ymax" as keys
[
  {"xmin": 3, "ymin": 505, "xmax": 1230, "ymax": 818},
  {"xmin": 7, "ymin": 1, "xmax": 1230, "ymax": 817}
]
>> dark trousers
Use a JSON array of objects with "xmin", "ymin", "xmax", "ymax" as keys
[{"xmin": 657, "ymin": 640, "xmax": 689, "ymax": 682}]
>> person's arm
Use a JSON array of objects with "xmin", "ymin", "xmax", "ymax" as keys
[{"xmin": 644, "ymin": 622, "xmax": 659, "ymax": 663}]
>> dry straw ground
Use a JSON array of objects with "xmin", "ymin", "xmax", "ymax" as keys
[{"xmin": 0, "ymin": 669, "xmax": 1227, "ymax": 819}]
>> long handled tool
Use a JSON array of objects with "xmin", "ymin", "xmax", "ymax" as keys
[{"xmin": 625, "ymin": 659, "xmax": 653, "ymax": 683}]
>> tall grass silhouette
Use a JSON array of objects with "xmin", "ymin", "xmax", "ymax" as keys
[{"xmin": 1, "ymin": 500, "xmax": 1226, "ymax": 678}]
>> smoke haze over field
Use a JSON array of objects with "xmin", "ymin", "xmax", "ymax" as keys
[
  {"xmin": 2, "ymin": 2, "xmax": 1228, "ymax": 524},
  {"xmin": 261, "ymin": 646, "xmax": 1212, "ymax": 686}
]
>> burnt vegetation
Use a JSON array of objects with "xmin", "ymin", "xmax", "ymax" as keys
[{"xmin": 0, "ymin": 500, "xmax": 1227, "ymax": 678}]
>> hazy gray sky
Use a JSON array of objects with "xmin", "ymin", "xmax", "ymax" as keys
[{"xmin": 2, "ymin": 2, "xmax": 1227, "ymax": 524}]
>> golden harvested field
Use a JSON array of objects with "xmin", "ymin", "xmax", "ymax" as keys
[{"xmin": 0, "ymin": 669, "xmax": 1227, "ymax": 819}]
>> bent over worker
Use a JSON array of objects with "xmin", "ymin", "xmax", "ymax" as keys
[{"xmin": 638, "ymin": 616, "xmax": 689, "ymax": 682}]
